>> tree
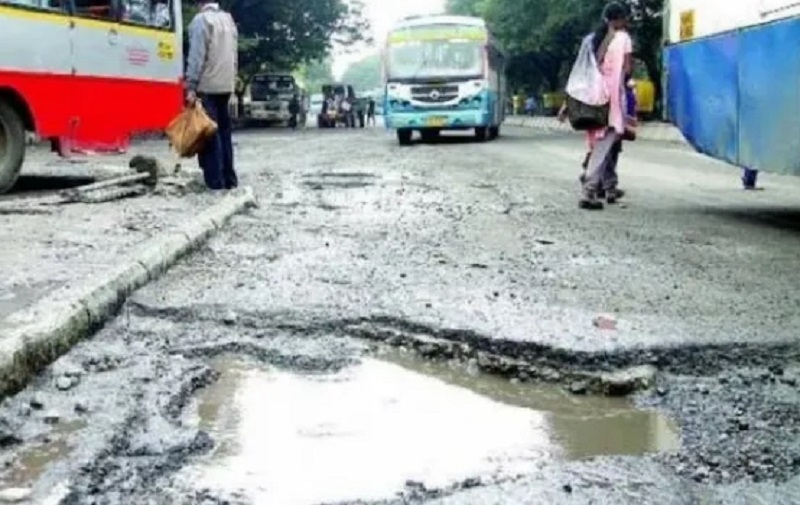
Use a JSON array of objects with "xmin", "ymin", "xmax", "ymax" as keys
[
  {"xmin": 224, "ymin": 0, "xmax": 370, "ymax": 77},
  {"xmin": 341, "ymin": 54, "xmax": 381, "ymax": 92},
  {"xmin": 445, "ymin": 0, "xmax": 488, "ymax": 16},
  {"xmin": 184, "ymin": 0, "xmax": 371, "ymax": 92},
  {"xmin": 296, "ymin": 58, "xmax": 335, "ymax": 93},
  {"xmin": 446, "ymin": 0, "xmax": 664, "ymax": 109}
]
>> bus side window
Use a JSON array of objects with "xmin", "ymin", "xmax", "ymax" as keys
[
  {"xmin": 0, "ymin": 0, "xmax": 64, "ymax": 10},
  {"xmin": 121, "ymin": 0, "xmax": 172, "ymax": 29},
  {"xmin": 73, "ymin": 0, "xmax": 112, "ymax": 19}
]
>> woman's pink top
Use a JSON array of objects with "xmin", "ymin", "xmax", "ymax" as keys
[{"xmin": 586, "ymin": 29, "xmax": 633, "ymax": 149}]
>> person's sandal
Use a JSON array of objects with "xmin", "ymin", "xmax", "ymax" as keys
[
  {"xmin": 606, "ymin": 188, "xmax": 625, "ymax": 204},
  {"xmin": 579, "ymin": 196, "xmax": 604, "ymax": 210}
]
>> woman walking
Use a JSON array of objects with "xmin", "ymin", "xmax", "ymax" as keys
[{"xmin": 579, "ymin": 2, "xmax": 633, "ymax": 210}]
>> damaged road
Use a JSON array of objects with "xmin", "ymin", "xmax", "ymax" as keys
[{"xmin": 4, "ymin": 126, "xmax": 800, "ymax": 503}]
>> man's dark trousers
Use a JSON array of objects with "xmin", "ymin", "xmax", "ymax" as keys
[{"xmin": 199, "ymin": 93, "xmax": 237, "ymax": 190}]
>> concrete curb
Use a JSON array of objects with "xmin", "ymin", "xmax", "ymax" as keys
[
  {"xmin": 0, "ymin": 186, "xmax": 257, "ymax": 399},
  {"xmin": 503, "ymin": 115, "xmax": 688, "ymax": 145}
]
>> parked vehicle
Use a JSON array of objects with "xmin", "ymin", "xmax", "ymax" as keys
[
  {"xmin": 664, "ymin": 0, "xmax": 800, "ymax": 176},
  {"xmin": 242, "ymin": 73, "xmax": 296, "ymax": 126},
  {"xmin": 0, "ymin": 0, "xmax": 183, "ymax": 193}
]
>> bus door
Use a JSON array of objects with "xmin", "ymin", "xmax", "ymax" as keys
[
  {"xmin": 68, "ymin": 0, "xmax": 123, "ymax": 153},
  {"xmin": 116, "ymin": 0, "xmax": 182, "ymax": 134}
]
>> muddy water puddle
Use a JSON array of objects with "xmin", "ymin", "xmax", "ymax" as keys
[
  {"xmin": 182, "ymin": 351, "xmax": 679, "ymax": 504},
  {"xmin": 0, "ymin": 420, "xmax": 85, "ymax": 491}
]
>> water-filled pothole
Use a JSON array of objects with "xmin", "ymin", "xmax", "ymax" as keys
[
  {"xmin": 0, "ymin": 420, "xmax": 85, "ymax": 490},
  {"xmin": 181, "ymin": 351, "xmax": 679, "ymax": 503}
]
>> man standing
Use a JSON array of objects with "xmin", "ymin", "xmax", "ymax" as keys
[
  {"xmin": 367, "ymin": 97, "xmax": 376, "ymax": 126},
  {"xmin": 288, "ymin": 94, "xmax": 300, "ymax": 130},
  {"xmin": 185, "ymin": 0, "xmax": 238, "ymax": 191}
]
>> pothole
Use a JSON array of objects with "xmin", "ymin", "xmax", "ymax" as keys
[
  {"xmin": 178, "ymin": 350, "xmax": 679, "ymax": 503},
  {"xmin": 0, "ymin": 420, "xmax": 85, "ymax": 491}
]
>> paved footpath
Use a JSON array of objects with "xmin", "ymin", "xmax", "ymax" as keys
[
  {"xmin": 504, "ymin": 114, "xmax": 687, "ymax": 144},
  {"xmin": 0, "ymin": 143, "xmax": 213, "ymax": 329},
  {"xmin": 0, "ymin": 141, "xmax": 257, "ymax": 398}
]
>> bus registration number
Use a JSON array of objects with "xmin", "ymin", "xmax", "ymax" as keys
[{"xmin": 426, "ymin": 116, "xmax": 447, "ymax": 127}]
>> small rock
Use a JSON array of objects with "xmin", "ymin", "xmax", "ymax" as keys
[
  {"xmin": 600, "ymin": 365, "xmax": 657, "ymax": 396},
  {"xmin": 769, "ymin": 364, "xmax": 784, "ymax": 376},
  {"xmin": 656, "ymin": 386, "xmax": 669, "ymax": 397},
  {"xmin": 592, "ymin": 313, "xmax": 617, "ymax": 330},
  {"xmin": 43, "ymin": 410, "xmax": 60, "ymax": 424},
  {"xmin": 56, "ymin": 376, "xmax": 76, "ymax": 391},
  {"xmin": 568, "ymin": 381, "xmax": 588, "ymax": 395},
  {"xmin": 543, "ymin": 370, "xmax": 562, "ymax": 382},
  {"xmin": 74, "ymin": 402, "xmax": 89, "ymax": 414},
  {"xmin": 0, "ymin": 487, "xmax": 32, "ymax": 503},
  {"xmin": 418, "ymin": 344, "xmax": 437, "ymax": 358},
  {"xmin": 692, "ymin": 466, "xmax": 710, "ymax": 482},
  {"xmin": 29, "ymin": 397, "xmax": 44, "ymax": 410},
  {"xmin": 0, "ymin": 421, "xmax": 20, "ymax": 448},
  {"xmin": 737, "ymin": 418, "xmax": 750, "ymax": 431},
  {"xmin": 222, "ymin": 311, "xmax": 238, "ymax": 326},
  {"xmin": 509, "ymin": 378, "xmax": 520, "ymax": 385},
  {"xmin": 562, "ymin": 483, "xmax": 573, "ymax": 494},
  {"xmin": 461, "ymin": 477, "xmax": 481, "ymax": 489},
  {"xmin": 405, "ymin": 480, "xmax": 425, "ymax": 490}
]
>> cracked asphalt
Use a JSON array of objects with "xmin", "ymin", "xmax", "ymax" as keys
[{"xmin": 3, "ymin": 124, "xmax": 800, "ymax": 503}]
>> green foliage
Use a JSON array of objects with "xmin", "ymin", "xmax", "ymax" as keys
[
  {"xmin": 341, "ymin": 54, "xmax": 381, "ymax": 92},
  {"xmin": 185, "ymin": 0, "xmax": 371, "ymax": 84},
  {"xmin": 295, "ymin": 59, "xmax": 335, "ymax": 92},
  {"xmin": 446, "ymin": 0, "xmax": 664, "ymax": 107},
  {"xmin": 445, "ymin": 0, "xmax": 488, "ymax": 16}
]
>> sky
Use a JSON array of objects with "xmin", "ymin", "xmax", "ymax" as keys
[{"xmin": 331, "ymin": 0, "xmax": 446, "ymax": 79}]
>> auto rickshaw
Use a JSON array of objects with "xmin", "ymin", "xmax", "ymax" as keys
[{"xmin": 631, "ymin": 58, "xmax": 655, "ymax": 119}]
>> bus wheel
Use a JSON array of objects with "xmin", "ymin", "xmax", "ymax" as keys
[
  {"xmin": 475, "ymin": 126, "xmax": 488, "ymax": 141},
  {"xmin": 0, "ymin": 101, "xmax": 25, "ymax": 194},
  {"xmin": 489, "ymin": 126, "xmax": 500, "ymax": 139},
  {"xmin": 397, "ymin": 128, "xmax": 413, "ymax": 146}
]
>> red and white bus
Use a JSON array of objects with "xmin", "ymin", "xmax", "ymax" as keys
[{"xmin": 0, "ymin": 0, "xmax": 184, "ymax": 193}]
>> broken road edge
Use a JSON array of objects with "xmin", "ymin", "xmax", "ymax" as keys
[{"xmin": 0, "ymin": 187, "xmax": 258, "ymax": 400}]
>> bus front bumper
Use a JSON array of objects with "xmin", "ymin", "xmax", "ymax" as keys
[{"xmin": 386, "ymin": 110, "xmax": 490, "ymax": 130}]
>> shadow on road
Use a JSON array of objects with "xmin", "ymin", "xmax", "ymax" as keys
[
  {"xmin": 701, "ymin": 206, "xmax": 800, "ymax": 234},
  {"xmin": 11, "ymin": 175, "xmax": 95, "ymax": 194}
]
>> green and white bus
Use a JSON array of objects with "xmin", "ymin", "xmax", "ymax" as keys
[{"xmin": 382, "ymin": 15, "xmax": 507, "ymax": 145}]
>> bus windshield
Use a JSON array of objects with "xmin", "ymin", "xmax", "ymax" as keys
[
  {"xmin": 250, "ymin": 75, "xmax": 295, "ymax": 101},
  {"xmin": 386, "ymin": 25, "xmax": 485, "ymax": 81},
  {"xmin": 387, "ymin": 40, "xmax": 482, "ymax": 81}
]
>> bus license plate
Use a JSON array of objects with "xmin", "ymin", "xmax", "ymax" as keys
[{"xmin": 426, "ymin": 116, "xmax": 446, "ymax": 127}]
